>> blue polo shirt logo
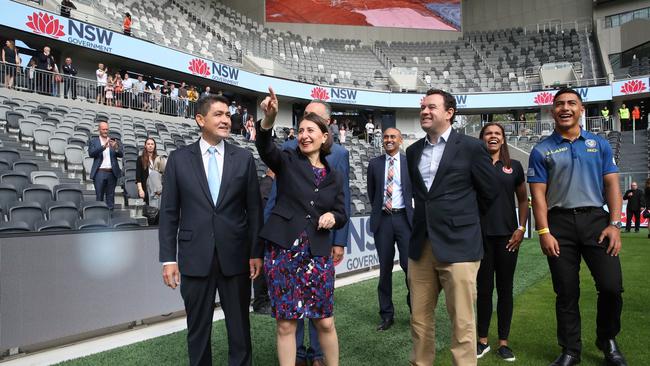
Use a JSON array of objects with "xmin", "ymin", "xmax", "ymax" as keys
[{"xmin": 585, "ymin": 139, "xmax": 597, "ymax": 148}]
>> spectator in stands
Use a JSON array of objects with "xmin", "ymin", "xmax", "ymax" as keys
[
  {"xmin": 169, "ymin": 83, "xmax": 178, "ymax": 116},
  {"xmin": 601, "ymin": 106, "xmax": 610, "ymax": 120},
  {"xmin": 373, "ymin": 129, "xmax": 382, "ymax": 148},
  {"xmin": 241, "ymin": 107, "xmax": 250, "ymax": 134},
  {"xmin": 178, "ymin": 82, "xmax": 188, "ymax": 117},
  {"xmin": 528, "ymin": 88, "xmax": 625, "ymax": 366},
  {"xmin": 96, "ymin": 63, "xmax": 107, "ymax": 104},
  {"xmin": 159, "ymin": 95, "xmax": 263, "ymax": 366},
  {"xmin": 201, "ymin": 86, "xmax": 211, "ymax": 98},
  {"xmin": 339, "ymin": 125, "xmax": 346, "ymax": 144},
  {"xmin": 34, "ymin": 46, "xmax": 55, "ymax": 95},
  {"xmin": 187, "ymin": 86, "xmax": 198, "ymax": 117},
  {"xmin": 253, "ymin": 167, "xmax": 275, "ymax": 315},
  {"xmin": 152, "ymin": 85, "xmax": 161, "ymax": 113},
  {"xmin": 61, "ymin": 57, "xmax": 77, "ymax": 100},
  {"xmin": 123, "ymin": 12, "xmax": 132, "ymax": 36},
  {"xmin": 365, "ymin": 117, "xmax": 375, "ymax": 144},
  {"xmin": 60, "ymin": 0, "xmax": 76, "ymax": 17},
  {"xmin": 228, "ymin": 100, "xmax": 237, "ymax": 115},
  {"xmin": 329, "ymin": 119, "xmax": 339, "ymax": 144},
  {"xmin": 105, "ymin": 75, "xmax": 114, "ymax": 106},
  {"xmin": 89, "ymin": 121, "xmax": 123, "ymax": 210},
  {"xmin": 476, "ymin": 122, "xmax": 528, "ymax": 362},
  {"xmin": 231, "ymin": 105, "xmax": 242, "ymax": 134},
  {"xmin": 623, "ymin": 181, "xmax": 644, "ymax": 233},
  {"xmin": 122, "ymin": 73, "xmax": 134, "ymax": 108},
  {"xmin": 367, "ymin": 127, "xmax": 412, "ymax": 332},
  {"xmin": 406, "ymin": 88, "xmax": 498, "ymax": 366},
  {"xmin": 27, "ymin": 58, "xmax": 36, "ymax": 92},
  {"xmin": 285, "ymin": 128, "xmax": 295, "ymax": 141},
  {"xmin": 2, "ymin": 40, "xmax": 20, "ymax": 90},
  {"xmin": 52, "ymin": 65, "xmax": 62, "ymax": 97},
  {"xmin": 136, "ymin": 138, "xmax": 157, "ymax": 205},
  {"xmin": 258, "ymin": 87, "xmax": 348, "ymax": 366},
  {"xmin": 632, "ymin": 105, "xmax": 641, "ymax": 125},
  {"xmin": 245, "ymin": 114, "xmax": 256, "ymax": 141},
  {"xmin": 645, "ymin": 178, "xmax": 650, "ymax": 239},
  {"xmin": 113, "ymin": 73, "xmax": 123, "ymax": 107},
  {"xmin": 133, "ymin": 75, "xmax": 146, "ymax": 110},
  {"xmin": 619, "ymin": 103, "xmax": 630, "ymax": 130},
  {"xmin": 147, "ymin": 154, "xmax": 167, "ymax": 209}
]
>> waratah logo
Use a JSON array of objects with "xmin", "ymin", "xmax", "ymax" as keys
[
  {"xmin": 310, "ymin": 87, "xmax": 330, "ymax": 101},
  {"xmin": 26, "ymin": 12, "xmax": 65, "ymax": 38},
  {"xmin": 533, "ymin": 92, "xmax": 554, "ymax": 105},
  {"xmin": 620, "ymin": 79, "xmax": 647, "ymax": 95},
  {"xmin": 188, "ymin": 58, "xmax": 210, "ymax": 77}
]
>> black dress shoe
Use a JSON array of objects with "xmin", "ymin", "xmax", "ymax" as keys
[
  {"xmin": 549, "ymin": 353, "xmax": 580, "ymax": 366},
  {"xmin": 596, "ymin": 339, "xmax": 628, "ymax": 366},
  {"xmin": 376, "ymin": 318, "xmax": 394, "ymax": 331}
]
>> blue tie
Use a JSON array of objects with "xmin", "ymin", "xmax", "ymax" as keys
[{"xmin": 207, "ymin": 146, "xmax": 220, "ymax": 205}]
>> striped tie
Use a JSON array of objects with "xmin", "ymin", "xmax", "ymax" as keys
[{"xmin": 384, "ymin": 157, "xmax": 394, "ymax": 211}]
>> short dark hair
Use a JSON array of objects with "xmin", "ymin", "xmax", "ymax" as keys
[
  {"xmin": 553, "ymin": 88, "xmax": 582, "ymax": 103},
  {"xmin": 300, "ymin": 112, "xmax": 333, "ymax": 156},
  {"xmin": 425, "ymin": 88, "xmax": 457, "ymax": 123},
  {"xmin": 196, "ymin": 95, "xmax": 230, "ymax": 117}
]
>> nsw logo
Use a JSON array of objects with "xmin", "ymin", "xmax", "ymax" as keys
[
  {"xmin": 188, "ymin": 58, "xmax": 210, "ymax": 77},
  {"xmin": 310, "ymin": 87, "xmax": 330, "ymax": 101},
  {"xmin": 533, "ymin": 92, "xmax": 554, "ymax": 105},
  {"xmin": 26, "ymin": 12, "xmax": 65, "ymax": 38},
  {"xmin": 620, "ymin": 79, "xmax": 648, "ymax": 95}
]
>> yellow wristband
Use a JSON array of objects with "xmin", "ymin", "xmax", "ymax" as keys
[
  {"xmin": 516, "ymin": 226, "xmax": 526, "ymax": 232},
  {"xmin": 537, "ymin": 228, "xmax": 550, "ymax": 235}
]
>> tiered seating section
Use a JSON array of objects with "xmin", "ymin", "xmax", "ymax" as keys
[{"xmin": 87, "ymin": 0, "xmax": 601, "ymax": 93}]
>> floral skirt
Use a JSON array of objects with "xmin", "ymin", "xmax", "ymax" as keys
[{"xmin": 264, "ymin": 231, "xmax": 334, "ymax": 320}]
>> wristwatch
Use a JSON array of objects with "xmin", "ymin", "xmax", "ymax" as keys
[{"xmin": 610, "ymin": 221, "xmax": 622, "ymax": 229}]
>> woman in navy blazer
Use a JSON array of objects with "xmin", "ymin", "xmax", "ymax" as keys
[{"xmin": 256, "ymin": 88, "xmax": 347, "ymax": 366}]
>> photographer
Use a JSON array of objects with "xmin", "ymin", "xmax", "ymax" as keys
[{"xmin": 88, "ymin": 121, "xmax": 123, "ymax": 210}]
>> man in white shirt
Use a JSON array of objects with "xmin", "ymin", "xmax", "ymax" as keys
[
  {"xmin": 88, "ymin": 121, "xmax": 123, "ymax": 210},
  {"xmin": 365, "ymin": 119, "xmax": 375, "ymax": 144},
  {"xmin": 122, "ymin": 73, "xmax": 134, "ymax": 109},
  {"xmin": 133, "ymin": 75, "xmax": 146, "ymax": 110},
  {"xmin": 96, "ymin": 63, "xmax": 107, "ymax": 104}
]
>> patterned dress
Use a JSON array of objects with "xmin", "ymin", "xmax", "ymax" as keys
[{"xmin": 264, "ymin": 166, "xmax": 335, "ymax": 320}]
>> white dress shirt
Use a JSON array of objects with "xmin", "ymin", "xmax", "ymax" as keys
[
  {"xmin": 163, "ymin": 137, "xmax": 224, "ymax": 266},
  {"xmin": 384, "ymin": 153, "xmax": 404, "ymax": 209},
  {"xmin": 99, "ymin": 136, "xmax": 112, "ymax": 169},
  {"xmin": 418, "ymin": 125, "xmax": 452, "ymax": 190},
  {"xmin": 122, "ymin": 77, "xmax": 133, "ymax": 91}
]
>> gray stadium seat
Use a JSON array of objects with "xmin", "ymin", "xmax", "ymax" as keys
[
  {"xmin": 9, "ymin": 202, "xmax": 44, "ymax": 230},
  {"xmin": 76, "ymin": 218, "xmax": 109, "ymax": 230},
  {"xmin": 0, "ymin": 221, "xmax": 32, "ymax": 233},
  {"xmin": 81, "ymin": 201, "xmax": 110, "ymax": 224},
  {"xmin": 48, "ymin": 137, "xmax": 68, "ymax": 166},
  {"xmin": 0, "ymin": 183, "xmax": 18, "ymax": 215},
  {"xmin": 34, "ymin": 128, "xmax": 53, "ymax": 154},
  {"xmin": 30, "ymin": 171, "xmax": 60, "ymax": 191},
  {"xmin": 1, "ymin": 172, "xmax": 30, "ymax": 196},
  {"xmin": 54, "ymin": 186, "xmax": 84, "ymax": 208},
  {"xmin": 36, "ymin": 219, "xmax": 73, "ymax": 232},
  {"xmin": 64, "ymin": 146, "xmax": 84, "ymax": 178},
  {"xmin": 12, "ymin": 160, "xmax": 39, "ymax": 176},
  {"xmin": 0, "ymin": 148, "xmax": 20, "ymax": 166},
  {"xmin": 23, "ymin": 185, "xmax": 54, "ymax": 209},
  {"xmin": 47, "ymin": 201, "xmax": 80, "ymax": 226},
  {"xmin": 111, "ymin": 217, "xmax": 142, "ymax": 228}
]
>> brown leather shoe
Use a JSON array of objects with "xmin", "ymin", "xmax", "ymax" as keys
[
  {"xmin": 295, "ymin": 358, "xmax": 307, "ymax": 366},
  {"xmin": 311, "ymin": 359, "xmax": 327, "ymax": 366}
]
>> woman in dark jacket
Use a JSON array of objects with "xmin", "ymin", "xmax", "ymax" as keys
[
  {"xmin": 135, "ymin": 137, "xmax": 157, "ymax": 205},
  {"xmin": 256, "ymin": 88, "xmax": 347, "ymax": 366}
]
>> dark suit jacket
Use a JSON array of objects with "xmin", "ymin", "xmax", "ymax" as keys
[
  {"xmin": 88, "ymin": 137, "xmax": 123, "ymax": 179},
  {"xmin": 264, "ymin": 137, "xmax": 351, "ymax": 248},
  {"xmin": 158, "ymin": 140, "xmax": 263, "ymax": 277},
  {"xmin": 405, "ymin": 129, "xmax": 498, "ymax": 263},
  {"xmin": 256, "ymin": 127, "xmax": 348, "ymax": 257},
  {"xmin": 367, "ymin": 153, "xmax": 413, "ymax": 234},
  {"xmin": 135, "ymin": 156, "xmax": 149, "ymax": 204},
  {"xmin": 624, "ymin": 188, "xmax": 645, "ymax": 210}
]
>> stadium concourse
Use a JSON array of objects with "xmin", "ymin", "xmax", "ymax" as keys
[{"xmin": 0, "ymin": 0, "xmax": 649, "ymax": 364}]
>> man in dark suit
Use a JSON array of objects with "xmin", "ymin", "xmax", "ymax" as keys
[
  {"xmin": 367, "ymin": 127, "xmax": 413, "ymax": 331},
  {"xmin": 264, "ymin": 99, "xmax": 351, "ymax": 366},
  {"xmin": 623, "ymin": 181, "xmax": 644, "ymax": 232},
  {"xmin": 252, "ymin": 168, "xmax": 275, "ymax": 315},
  {"xmin": 159, "ymin": 95, "xmax": 263, "ymax": 366},
  {"xmin": 406, "ymin": 89, "xmax": 498, "ymax": 365},
  {"xmin": 88, "ymin": 121, "xmax": 123, "ymax": 209}
]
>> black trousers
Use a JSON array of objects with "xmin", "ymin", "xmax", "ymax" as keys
[
  {"xmin": 374, "ymin": 210, "xmax": 411, "ymax": 320},
  {"xmin": 64, "ymin": 77, "xmax": 77, "ymax": 99},
  {"xmin": 547, "ymin": 207, "xmax": 623, "ymax": 357},
  {"xmin": 252, "ymin": 270, "xmax": 269, "ymax": 310},
  {"xmin": 180, "ymin": 252, "xmax": 252, "ymax": 366},
  {"xmin": 477, "ymin": 235, "xmax": 518, "ymax": 340},
  {"xmin": 625, "ymin": 209, "xmax": 641, "ymax": 231}
]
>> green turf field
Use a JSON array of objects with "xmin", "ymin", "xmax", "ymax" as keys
[{"xmin": 59, "ymin": 231, "xmax": 648, "ymax": 365}]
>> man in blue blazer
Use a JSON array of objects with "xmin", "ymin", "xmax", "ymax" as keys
[
  {"xmin": 263, "ymin": 99, "xmax": 350, "ymax": 366},
  {"xmin": 406, "ymin": 89, "xmax": 498, "ymax": 365},
  {"xmin": 367, "ymin": 127, "xmax": 413, "ymax": 331},
  {"xmin": 88, "ymin": 121, "xmax": 123, "ymax": 209},
  {"xmin": 159, "ymin": 95, "xmax": 263, "ymax": 366}
]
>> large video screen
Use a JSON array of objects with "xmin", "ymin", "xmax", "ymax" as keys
[{"xmin": 265, "ymin": 0, "xmax": 461, "ymax": 31}]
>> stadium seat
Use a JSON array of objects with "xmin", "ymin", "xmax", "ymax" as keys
[
  {"xmin": 48, "ymin": 137, "xmax": 68, "ymax": 167},
  {"xmin": 0, "ymin": 148, "xmax": 20, "ymax": 166},
  {"xmin": 0, "ymin": 220, "xmax": 32, "ymax": 233},
  {"xmin": 47, "ymin": 201, "xmax": 80, "ymax": 226},
  {"xmin": 64, "ymin": 146, "xmax": 85, "ymax": 178},
  {"xmin": 111, "ymin": 217, "xmax": 142, "ymax": 228},
  {"xmin": 12, "ymin": 160, "xmax": 40, "ymax": 176},
  {"xmin": 33, "ymin": 128, "xmax": 53, "ymax": 154},
  {"xmin": 0, "ymin": 158, "xmax": 9, "ymax": 171},
  {"xmin": 9, "ymin": 202, "xmax": 44, "ymax": 230},
  {"xmin": 30, "ymin": 171, "xmax": 60, "ymax": 191},
  {"xmin": 123, "ymin": 178, "xmax": 141, "ymax": 206},
  {"xmin": 54, "ymin": 186, "xmax": 84, "ymax": 208},
  {"xmin": 81, "ymin": 201, "xmax": 110, "ymax": 224},
  {"xmin": 0, "ymin": 183, "xmax": 18, "ymax": 215},
  {"xmin": 36, "ymin": 219, "xmax": 73, "ymax": 232},
  {"xmin": 76, "ymin": 218, "xmax": 109, "ymax": 230},
  {"xmin": 1, "ymin": 172, "xmax": 30, "ymax": 196}
]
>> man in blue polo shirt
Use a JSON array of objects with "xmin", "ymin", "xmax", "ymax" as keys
[{"xmin": 528, "ymin": 88, "xmax": 626, "ymax": 366}]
